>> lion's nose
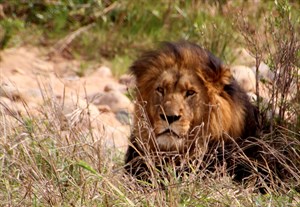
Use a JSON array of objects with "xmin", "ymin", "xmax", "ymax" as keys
[{"xmin": 160, "ymin": 114, "xmax": 181, "ymax": 124}]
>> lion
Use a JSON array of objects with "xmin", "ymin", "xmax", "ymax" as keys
[{"xmin": 124, "ymin": 41, "xmax": 259, "ymax": 182}]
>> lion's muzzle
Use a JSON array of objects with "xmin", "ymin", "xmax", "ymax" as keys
[{"xmin": 159, "ymin": 114, "xmax": 181, "ymax": 124}]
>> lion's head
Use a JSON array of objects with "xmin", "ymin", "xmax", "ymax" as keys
[{"xmin": 129, "ymin": 41, "xmax": 257, "ymax": 153}]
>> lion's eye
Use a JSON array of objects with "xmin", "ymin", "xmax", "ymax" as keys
[
  {"xmin": 186, "ymin": 90, "xmax": 196, "ymax": 97},
  {"xmin": 156, "ymin": 87, "xmax": 164, "ymax": 95}
]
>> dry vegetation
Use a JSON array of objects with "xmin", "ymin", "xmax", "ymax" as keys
[
  {"xmin": 0, "ymin": 0, "xmax": 300, "ymax": 206},
  {"xmin": 1, "ymin": 89, "xmax": 299, "ymax": 206}
]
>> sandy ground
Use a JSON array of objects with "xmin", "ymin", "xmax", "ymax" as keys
[{"xmin": 0, "ymin": 46, "xmax": 134, "ymax": 152}]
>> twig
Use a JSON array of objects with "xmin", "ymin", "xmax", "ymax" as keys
[
  {"xmin": 52, "ymin": 23, "xmax": 95, "ymax": 54},
  {"xmin": 51, "ymin": 2, "xmax": 119, "ymax": 54}
]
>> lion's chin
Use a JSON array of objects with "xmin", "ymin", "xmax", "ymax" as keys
[{"xmin": 156, "ymin": 134, "xmax": 184, "ymax": 152}]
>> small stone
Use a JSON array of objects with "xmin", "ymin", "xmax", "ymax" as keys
[
  {"xmin": 119, "ymin": 74, "xmax": 136, "ymax": 88},
  {"xmin": 251, "ymin": 62, "xmax": 274, "ymax": 82},
  {"xmin": 0, "ymin": 82, "xmax": 23, "ymax": 101},
  {"xmin": 88, "ymin": 91, "xmax": 133, "ymax": 113},
  {"xmin": 231, "ymin": 65, "xmax": 256, "ymax": 93},
  {"xmin": 115, "ymin": 110, "xmax": 132, "ymax": 125},
  {"xmin": 98, "ymin": 105, "xmax": 111, "ymax": 113},
  {"xmin": 96, "ymin": 66, "xmax": 113, "ymax": 78},
  {"xmin": 104, "ymin": 83, "xmax": 127, "ymax": 93}
]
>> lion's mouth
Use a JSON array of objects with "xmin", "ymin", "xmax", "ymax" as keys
[
  {"xmin": 155, "ymin": 128, "xmax": 185, "ymax": 151},
  {"xmin": 157, "ymin": 128, "xmax": 180, "ymax": 138}
]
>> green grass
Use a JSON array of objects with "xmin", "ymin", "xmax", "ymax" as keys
[
  {"xmin": 110, "ymin": 54, "xmax": 132, "ymax": 77},
  {"xmin": 3, "ymin": 1, "xmax": 298, "ymax": 74}
]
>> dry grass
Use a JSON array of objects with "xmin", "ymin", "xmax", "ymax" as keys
[
  {"xmin": 1, "ymin": 1, "xmax": 299, "ymax": 206},
  {"xmin": 126, "ymin": 101, "xmax": 300, "ymax": 191},
  {"xmin": 236, "ymin": 0, "xmax": 300, "ymax": 132},
  {"xmin": 1, "ymin": 84, "xmax": 300, "ymax": 206}
]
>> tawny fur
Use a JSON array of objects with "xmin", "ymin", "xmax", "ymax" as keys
[{"xmin": 125, "ymin": 41, "xmax": 258, "ymax": 177}]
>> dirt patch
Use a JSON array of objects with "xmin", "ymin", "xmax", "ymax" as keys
[{"xmin": 0, "ymin": 46, "xmax": 133, "ymax": 152}]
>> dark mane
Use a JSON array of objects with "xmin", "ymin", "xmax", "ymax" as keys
[
  {"xmin": 125, "ymin": 40, "xmax": 260, "ymax": 190},
  {"xmin": 130, "ymin": 41, "xmax": 228, "ymax": 90}
]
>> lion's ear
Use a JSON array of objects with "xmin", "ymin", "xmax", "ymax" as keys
[
  {"xmin": 210, "ymin": 66, "xmax": 232, "ymax": 92},
  {"xmin": 202, "ymin": 53, "xmax": 233, "ymax": 90},
  {"xmin": 219, "ymin": 66, "xmax": 232, "ymax": 85}
]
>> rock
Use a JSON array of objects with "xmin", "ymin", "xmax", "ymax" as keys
[
  {"xmin": 231, "ymin": 65, "xmax": 274, "ymax": 103},
  {"xmin": 72, "ymin": 73, "xmax": 125, "ymax": 97},
  {"xmin": 231, "ymin": 65, "xmax": 256, "ymax": 93},
  {"xmin": 0, "ymin": 96, "xmax": 39, "ymax": 117},
  {"xmin": 96, "ymin": 125, "xmax": 129, "ymax": 153},
  {"xmin": 95, "ymin": 66, "xmax": 113, "ymax": 78},
  {"xmin": 115, "ymin": 110, "xmax": 132, "ymax": 125},
  {"xmin": 247, "ymin": 92, "xmax": 257, "ymax": 103},
  {"xmin": 88, "ymin": 90, "xmax": 133, "ymax": 114},
  {"xmin": 231, "ymin": 48, "xmax": 255, "ymax": 66},
  {"xmin": 58, "ymin": 95, "xmax": 129, "ymax": 152},
  {"xmin": 98, "ymin": 105, "xmax": 111, "ymax": 113},
  {"xmin": 119, "ymin": 74, "xmax": 136, "ymax": 88},
  {"xmin": 0, "ymin": 79, "xmax": 44, "ymax": 106},
  {"xmin": 0, "ymin": 46, "xmax": 131, "ymax": 153},
  {"xmin": 59, "ymin": 96, "xmax": 99, "ymax": 128},
  {"xmin": 0, "ymin": 82, "xmax": 23, "ymax": 101},
  {"xmin": 251, "ymin": 62, "xmax": 274, "ymax": 82},
  {"xmin": 104, "ymin": 83, "xmax": 127, "ymax": 93}
]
